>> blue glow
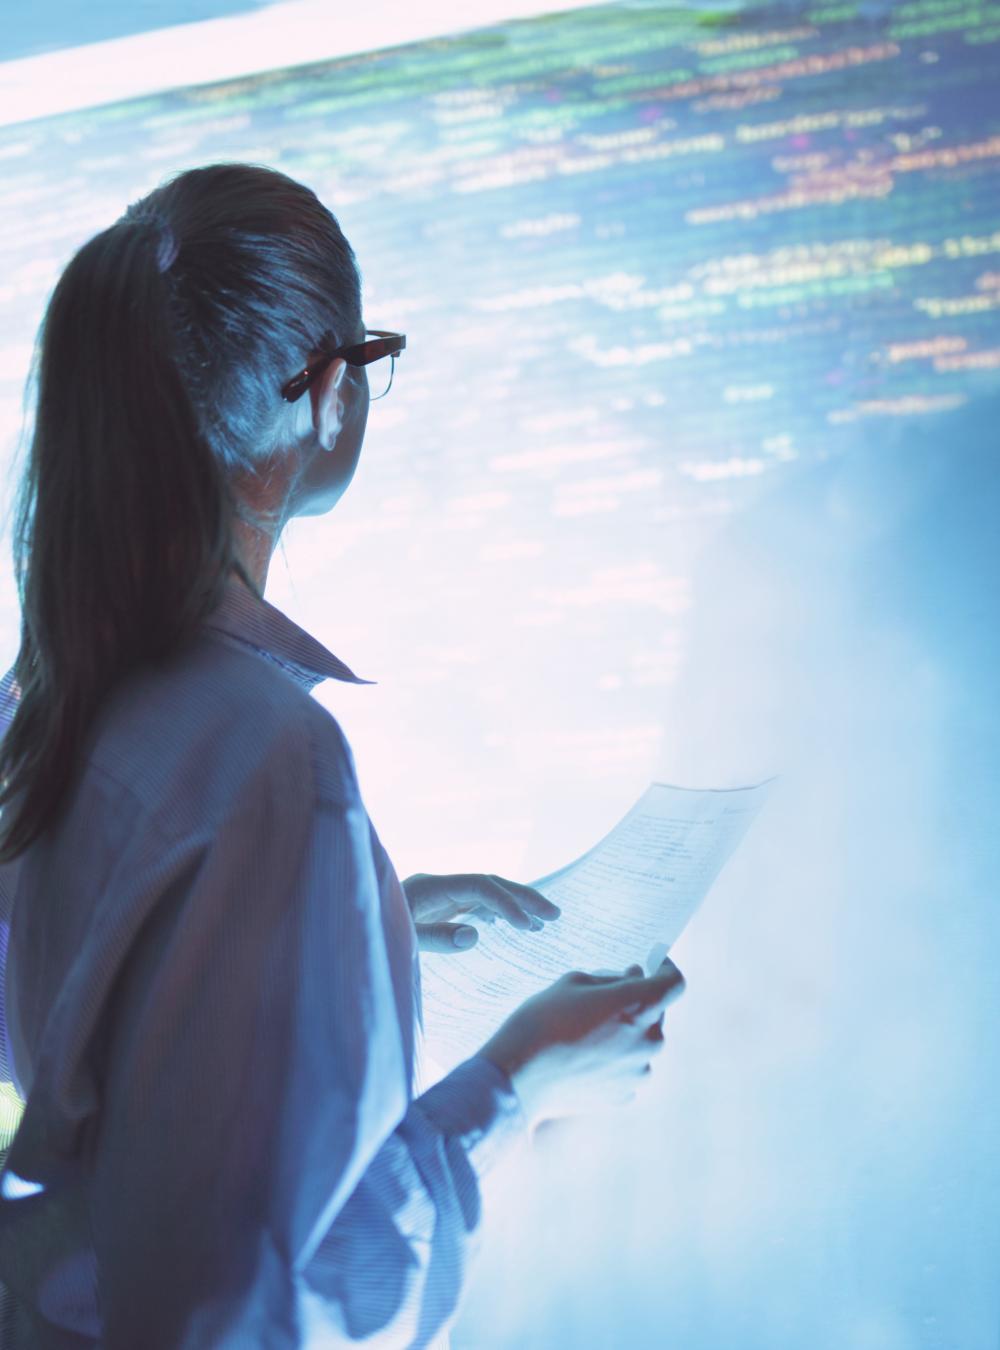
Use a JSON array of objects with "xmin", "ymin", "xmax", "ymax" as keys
[
  {"xmin": 0, "ymin": 3, "xmax": 997, "ymax": 1347},
  {"xmin": 0, "ymin": 1170, "xmax": 44, "ymax": 1200}
]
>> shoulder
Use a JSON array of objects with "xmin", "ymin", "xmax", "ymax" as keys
[{"xmin": 86, "ymin": 631, "xmax": 361, "ymax": 839}]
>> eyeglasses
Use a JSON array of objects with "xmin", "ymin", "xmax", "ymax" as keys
[{"xmin": 281, "ymin": 329, "xmax": 406, "ymax": 404}]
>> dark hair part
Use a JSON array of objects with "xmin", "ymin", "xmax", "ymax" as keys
[{"xmin": 0, "ymin": 163, "xmax": 362, "ymax": 861}]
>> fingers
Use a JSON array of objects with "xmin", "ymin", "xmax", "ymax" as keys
[
  {"xmin": 462, "ymin": 876, "xmax": 537, "ymax": 931},
  {"xmin": 485, "ymin": 875, "xmax": 561, "ymax": 925},
  {"xmin": 598, "ymin": 958, "xmax": 684, "ymax": 1030},
  {"xmin": 416, "ymin": 922, "xmax": 479, "ymax": 953},
  {"xmin": 622, "ymin": 1015, "xmax": 666, "ymax": 1060},
  {"xmin": 566, "ymin": 961, "xmax": 678, "ymax": 998},
  {"xmin": 589, "ymin": 963, "xmax": 648, "ymax": 981},
  {"xmin": 405, "ymin": 873, "xmax": 561, "ymax": 934},
  {"xmin": 635, "ymin": 956, "xmax": 686, "ymax": 1013},
  {"xmin": 482, "ymin": 875, "xmax": 560, "ymax": 918},
  {"xmin": 482, "ymin": 885, "xmax": 534, "ymax": 929}
]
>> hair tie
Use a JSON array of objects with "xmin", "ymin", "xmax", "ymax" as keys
[{"xmin": 156, "ymin": 227, "xmax": 179, "ymax": 274}]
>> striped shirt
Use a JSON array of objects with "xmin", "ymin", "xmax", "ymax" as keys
[{"xmin": 0, "ymin": 573, "xmax": 524, "ymax": 1347}]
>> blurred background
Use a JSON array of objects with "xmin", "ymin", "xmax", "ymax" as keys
[{"xmin": 1, "ymin": 2, "xmax": 998, "ymax": 1346}]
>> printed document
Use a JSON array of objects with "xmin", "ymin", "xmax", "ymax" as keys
[{"xmin": 420, "ymin": 780, "xmax": 771, "ymax": 1065}]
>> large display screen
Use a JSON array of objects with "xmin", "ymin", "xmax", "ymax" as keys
[
  {"xmin": 1, "ymin": 3, "xmax": 997, "ymax": 870},
  {"xmin": 0, "ymin": 5, "xmax": 997, "ymax": 1347}
]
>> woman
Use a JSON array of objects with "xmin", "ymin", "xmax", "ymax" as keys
[{"xmin": 0, "ymin": 164, "xmax": 684, "ymax": 1348}]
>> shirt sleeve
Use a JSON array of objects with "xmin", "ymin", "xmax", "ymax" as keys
[{"xmin": 86, "ymin": 707, "xmax": 524, "ymax": 1349}]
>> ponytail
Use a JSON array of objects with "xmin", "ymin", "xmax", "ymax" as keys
[{"xmin": 0, "ymin": 163, "xmax": 355, "ymax": 861}]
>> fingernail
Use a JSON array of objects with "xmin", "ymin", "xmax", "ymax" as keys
[{"xmin": 453, "ymin": 926, "xmax": 478, "ymax": 949}]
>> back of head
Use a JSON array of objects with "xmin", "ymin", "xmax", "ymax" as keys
[{"xmin": 0, "ymin": 163, "xmax": 362, "ymax": 861}]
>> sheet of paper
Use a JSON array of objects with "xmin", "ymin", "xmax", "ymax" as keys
[{"xmin": 420, "ymin": 780, "xmax": 771, "ymax": 1066}]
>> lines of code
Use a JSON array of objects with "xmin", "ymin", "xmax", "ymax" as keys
[{"xmin": 0, "ymin": 2, "xmax": 997, "ymax": 870}]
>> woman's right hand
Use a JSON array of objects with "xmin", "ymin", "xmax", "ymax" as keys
[{"xmin": 480, "ymin": 957, "xmax": 686, "ymax": 1126}]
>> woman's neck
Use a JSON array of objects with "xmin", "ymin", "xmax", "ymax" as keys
[{"xmin": 231, "ymin": 518, "xmax": 275, "ymax": 598}]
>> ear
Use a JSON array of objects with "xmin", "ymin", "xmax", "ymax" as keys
[{"xmin": 308, "ymin": 357, "xmax": 347, "ymax": 451}]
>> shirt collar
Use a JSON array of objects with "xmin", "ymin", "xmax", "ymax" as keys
[{"xmin": 201, "ymin": 572, "xmax": 376, "ymax": 693}]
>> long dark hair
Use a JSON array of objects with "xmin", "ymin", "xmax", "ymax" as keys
[{"xmin": 0, "ymin": 163, "xmax": 362, "ymax": 862}]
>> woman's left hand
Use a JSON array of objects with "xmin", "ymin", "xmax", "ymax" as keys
[{"xmin": 401, "ymin": 872, "xmax": 561, "ymax": 954}]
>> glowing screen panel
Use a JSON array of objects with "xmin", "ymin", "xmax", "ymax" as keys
[
  {"xmin": 0, "ymin": 5, "xmax": 998, "ymax": 1347},
  {"xmin": 0, "ymin": 3, "xmax": 997, "ymax": 874}
]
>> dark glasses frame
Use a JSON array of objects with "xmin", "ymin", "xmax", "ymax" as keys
[{"xmin": 281, "ymin": 329, "xmax": 407, "ymax": 403}]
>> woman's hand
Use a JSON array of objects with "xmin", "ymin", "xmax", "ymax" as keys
[
  {"xmin": 401, "ymin": 872, "xmax": 561, "ymax": 953},
  {"xmin": 480, "ymin": 957, "xmax": 686, "ymax": 1126}
]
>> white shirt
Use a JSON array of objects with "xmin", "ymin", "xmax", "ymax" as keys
[{"xmin": 0, "ymin": 574, "xmax": 523, "ymax": 1347}]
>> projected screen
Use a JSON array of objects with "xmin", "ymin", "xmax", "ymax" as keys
[
  {"xmin": 0, "ymin": 7, "xmax": 997, "ymax": 834},
  {"xmin": 1, "ymin": 7, "xmax": 999, "ymax": 1349},
  {"xmin": 1, "ymin": 1, "xmax": 999, "ymax": 873}
]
